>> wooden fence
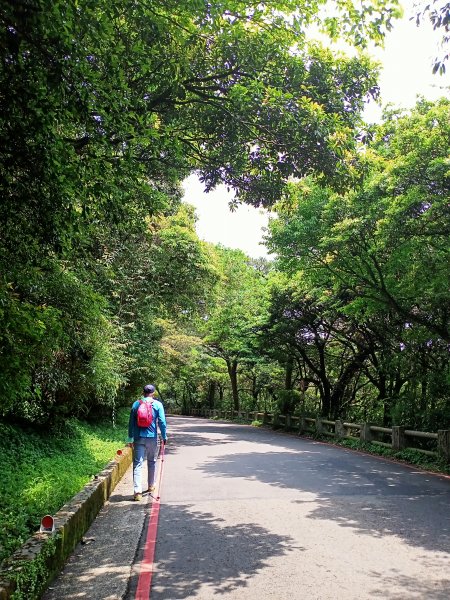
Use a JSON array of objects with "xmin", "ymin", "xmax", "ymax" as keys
[{"xmin": 187, "ymin": 408, "xmax": 450, "ymax": 464}]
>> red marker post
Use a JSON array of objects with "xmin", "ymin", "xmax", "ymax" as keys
[{"xmin": 40, "ymin": 515, "xmax": 55, "ymax": 534}]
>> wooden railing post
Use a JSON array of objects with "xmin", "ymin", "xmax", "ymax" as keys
[
  {"xmin": 299, "ymin": 416, "xmax": 305, "ymax": 434},
  {"xmin": 315, "ymin": 418, "xmax": 323, "ymax": 435},
  {"xmin": 285, "ymin": 414, "xmax": 291, "ymax": 430},
  {"xmin": 392, "ymin": 426, "xmax": 406, "ymax": 451},
  {"xmin": 335, "ymin": 420, "xmax": 345, "ymax": 439},
  {"xmin": 360, "ymin": 423, "xmax": 373, "ymax": 443},
  {"xmin": 438, "ymin": 430, "xmax": 450, "ymax": 463}
]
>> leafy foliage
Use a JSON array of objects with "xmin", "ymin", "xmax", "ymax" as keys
[
  {"xmin": 269, "ymin": 99, "xmax": 450, "ymax": 342},
  {"xmin": 0, "ymin": 0, "xmax": 401, "ymax": 422},
  {"xmin": 0, "ymin": 408, "xmax": 129, "ymax": 565},
  {"xmin": 266, "ymin": 99, "xmax": 450, "ymax": 423},
  {"xmin": 202, "ymin": 247, "xmax": 270, "ymax": 410}
]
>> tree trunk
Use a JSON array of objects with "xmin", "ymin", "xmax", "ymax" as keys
[
  {"xmin": 227, "ymin": 359, "xmax": 239, "ymax": 412},
  {"xmin": 207, "ymin": 380, "xmax": 216, "ymax": 408},
  {"xmin": 285, "ymin": 354, "xmax": 294, "ymax": 390},
  {"xmin": 329, "ymin": 349, "xmax": 370, "ymax": 419},
  {"xmin": 251, "ymin": 374, "xmax": 259, "ymax": 409},
  {"xmin": 376, "ymin": 375, "xmax": 389, "ymax": 425},
  {"xmin": 321, "ymin": 381, "xmax": 331, "ymax": 417}
]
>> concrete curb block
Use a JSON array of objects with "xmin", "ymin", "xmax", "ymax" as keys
[{"xmin": 0, "ymin": 447, "xmax": 132, "ymax": 600}]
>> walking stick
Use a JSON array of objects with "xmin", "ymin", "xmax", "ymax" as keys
[{"xmin": 156, "ymin": 440, "xmax": 166, "ymax": 501}]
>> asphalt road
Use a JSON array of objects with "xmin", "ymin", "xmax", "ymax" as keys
[{"xmin": 44, "ymin": 416, "xmax": 450, "ymax": 600}]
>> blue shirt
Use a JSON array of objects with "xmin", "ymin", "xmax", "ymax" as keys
[{"xmin": 127, "ymin": 397, "xmax": 167, "ymax": 443}]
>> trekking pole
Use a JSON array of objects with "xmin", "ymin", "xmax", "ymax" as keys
[{"xmin": 156, "ymin": 440, "xmax": 166, "ymax": 501}]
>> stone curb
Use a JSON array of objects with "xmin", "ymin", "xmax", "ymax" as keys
[{"xmin": 0, "ymin": 447, "xmax": 132, "ymax": 600}]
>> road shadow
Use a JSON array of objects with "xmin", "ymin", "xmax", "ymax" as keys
[
  {"xmin": 366, "ymin": 568, "xmax": 450, "ymax": 599},
  {"xmin": 147, "ymin": 503, "xmax": 301, "ymax": 599},
  {"xmin": 108, "ymin": 493, "xmax": 136, "ymax": 503},
  {"xmin": 194, "ymin": 447, "xmax": 450, "ymax": 556},
  {"xmin": 167, "ymin": 431, "xmax": 235, "ymax": 454}
]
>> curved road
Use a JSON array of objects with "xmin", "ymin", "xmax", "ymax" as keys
[{"xmin": 45, "ymin": 416, "xmax": 450, "ymax": 599}]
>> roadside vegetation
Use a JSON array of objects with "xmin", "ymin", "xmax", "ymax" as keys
[{"xmin": 0, "ymin": 409, "xmax": 129, "ymax": 565}]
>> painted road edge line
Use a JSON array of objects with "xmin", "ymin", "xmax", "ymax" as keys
[
  {"xmin": 135, "ymin": 448, "xmax": 165, "ymax": 600},
  {"xmin": 135, "ymin": 497, "xmax": 161, "ymax": 600}
]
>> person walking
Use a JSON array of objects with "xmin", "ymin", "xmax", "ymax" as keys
[{"xmin": 127, "ymin": 384, "xmax": 168, "ymax": 501}]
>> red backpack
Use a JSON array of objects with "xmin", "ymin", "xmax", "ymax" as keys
[{"xmin": 137, "ymin": 399, "xmax": 153, "ymax": 428}]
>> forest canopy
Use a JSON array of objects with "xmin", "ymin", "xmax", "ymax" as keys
[{"xmin": 0, "ymin": 0, "xmax": 448, "ymax": 432}]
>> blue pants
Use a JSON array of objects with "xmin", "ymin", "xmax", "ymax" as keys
[{"xmin": 133, "ymin": 437, "xmax": 159, "ymax": 494}]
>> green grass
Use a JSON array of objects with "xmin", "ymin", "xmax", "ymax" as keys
[{"xmin": 0, "ymin": 408, "xmax": 130, "ymax": 566}]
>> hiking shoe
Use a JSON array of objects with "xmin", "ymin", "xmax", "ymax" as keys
[
  {"xmin": 144, "ymin": 486, "xmax": 156, "ymax": 494},
  {"xmin": 134, "ymin": 493, "xmax": 142, "ymax": 501}
]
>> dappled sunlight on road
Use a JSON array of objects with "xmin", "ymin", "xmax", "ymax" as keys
[
  {"xmin": 194, "ymin": 443, "xmax": 450, "ymax": 555},
  {"xmin": 152, "ymin": 503, "xmax": 299, "ymax": 599}
]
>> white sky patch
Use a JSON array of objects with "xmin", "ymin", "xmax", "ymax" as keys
[
  {"xmin": 182, "ymin": 175, "xmax": 271, "ymax": 259},
  {"xmin": 183, "ymin": 6, "xmax": 450, "ymax": 258},
  {"xmin": 364, "ymin": 5, "xmax": 450, "ymax": 122}
]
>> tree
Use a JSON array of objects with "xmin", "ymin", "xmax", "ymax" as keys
[
  {"xmin": 266, "ymin": 98, "xmax": 450, "ymax": 425},
  {"xmin": 202, "ymin": 247, "xmax": 269, "ymax": 411},
  {"xmin": 264, "ymin": 274, "xmax": 374, "ymax": 418},
  {"xmin": 268, "ymin": 99, "xmax": 450, "ymax": 343},
  {"xmin": 0, "ymin": 0, "xmax": 401, "ymax": 256}
]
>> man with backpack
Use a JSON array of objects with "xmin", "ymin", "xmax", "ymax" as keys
[{"xmin": 127, "ymin": 384, "xmax": 168, "ymax": 501}]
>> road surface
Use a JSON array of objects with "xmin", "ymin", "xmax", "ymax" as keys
[{"xmin": 44, "ymin": 416, "xmax": 450, "ymax": 599}]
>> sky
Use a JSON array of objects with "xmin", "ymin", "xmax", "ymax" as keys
[{"xmin": 182, "ymin": 4, "xmax": 450, "ymax": 258}]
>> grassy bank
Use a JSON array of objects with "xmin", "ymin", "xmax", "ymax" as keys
[{"xmin": 0, "ymin": 408, "xmax": 129, "ymax": 565}]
